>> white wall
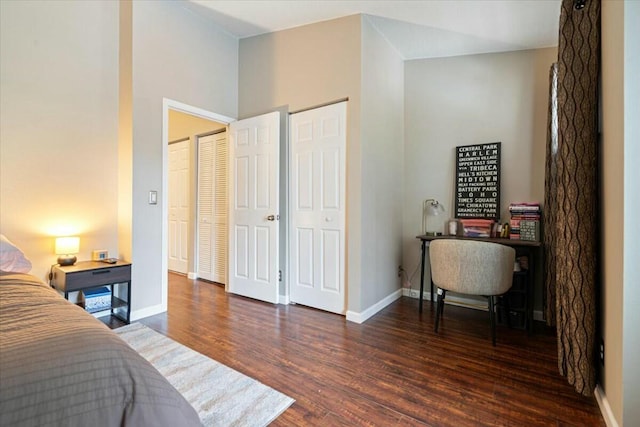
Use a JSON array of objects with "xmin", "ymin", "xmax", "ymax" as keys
[
  {"xmin": 622, "ymin": 3, "xmax": 640, "ymax": 424},
  {"xmin": 358, "ymin": 17, "xmax": 405, "ymax": 312},
  {"xmin": 601, "ymin": 1, "xmax": 624, "ymax": 421},
  {"xmin": 602, "ymin": 1, "xmax": 640, "ymax": 424},
  {"xmin": 238, "ymin": 15, "xmax": 361, "ymax": 120},
  {"xmin": 0, "ymin": 1, "xmax": 119, "ymax": 280},
  {"xmin": 126, "ymin": 1, "xmax": 238, "ymax": 318},
  {"xmin": 403, "ymin": 48, "xmax": 556, "ymax": 308}
]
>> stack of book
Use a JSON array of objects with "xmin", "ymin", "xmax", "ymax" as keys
[
  {"xmin": 509, "ymin": 203, "xmax": 541, "ymax": 241},
  {"xmin": 459, "ymin": 219, "xmax": 494, "ymax": 238}
]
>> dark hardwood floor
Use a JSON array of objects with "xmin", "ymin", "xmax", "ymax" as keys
[{"xmin": 138, "ymin": 273, "xmax": 605, "ymax": 426}]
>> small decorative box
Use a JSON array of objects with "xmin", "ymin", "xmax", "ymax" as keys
[
  {"xmin": 519, "ymin": 220, "xmax": 540, "ymax": 241},
  {"xmin": 81, "ymin": 287, "xmax": 111, "ymax": 313}
]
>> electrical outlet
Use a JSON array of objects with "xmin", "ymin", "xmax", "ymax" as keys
[
  {"xmin": 410, "ymin": 290, "xmax": 418, "ymax": 298},
  {"xmin": 599, "ymin": 339, "xmax": 604, "ymax": 365},
  {"xmin": 397, "ymin": 265, "xmax": 404, "ymax": 277}
]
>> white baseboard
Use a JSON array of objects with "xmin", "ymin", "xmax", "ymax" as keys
[
  {"xmin": 130, "ymin": 303, "xmax": 166, "ymax": 322},
  {"xmin": 187, "ymin": 272, "xmax": 198, "ymax": 280},
  {"xmin": 402, "ymin": 288, "xmax": 485, "ymax": 309},
  {"xmin": 595, "ymin": 385, "xmax": 619, "ymax": 427},
  {"xmin": 278, "ymin": 293, "xmax": 290, "ymax": 305},
  {"xmin": 402, "ymin": 288, "xmax": 546, "ymax": 323},
  {"xmin": 402, "ymin": 287, "xmax": 430, "ymax": 300},
  {"xmin": 346, "ymin": 288, "xmax": 403, "ymax": 324}
]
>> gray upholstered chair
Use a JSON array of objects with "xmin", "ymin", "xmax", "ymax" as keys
[{"xmin": 429, "ymin": 239, "xmax": 516, "ymax": 346}]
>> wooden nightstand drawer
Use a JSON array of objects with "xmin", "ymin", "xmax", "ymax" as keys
[
  {"xmin": 61, "ymin": 266, "xmax": 130, "ymax": 292},
  {"xmin": 53, "ymin": 262, "xmax": 131, "ymax": 292}
]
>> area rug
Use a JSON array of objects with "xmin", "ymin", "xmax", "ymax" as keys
[{"xmin": 115, "ymin": 323, "xmax": 294, "ymax": 426}]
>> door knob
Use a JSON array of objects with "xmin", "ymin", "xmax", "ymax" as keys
[
  {"xmin": 325, "ymin": 217, "xmax": 332, "ymax": 222},
  {"xmin": 267, "ymin": 215, "xmax": 276, "ymax": 221}
]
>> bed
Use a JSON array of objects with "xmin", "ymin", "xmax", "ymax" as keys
[{"xmin": 0, "ymin": 271, "xmax": 202, "ymax": 427}]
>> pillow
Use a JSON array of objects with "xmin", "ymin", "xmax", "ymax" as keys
[{"xmin": 0, "ymin": 234, "xmax": 33, "ymax": 273}]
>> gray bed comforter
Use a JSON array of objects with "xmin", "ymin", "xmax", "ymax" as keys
[{"xmin": 0, "ymin": 272, "xmax": 202, "ymax": 427}]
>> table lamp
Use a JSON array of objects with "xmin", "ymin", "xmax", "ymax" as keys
[
  {"xmin": 55, "ymin": 236, "xmax": 80, "ymax": 266},
  {"xmin": 422, "ymin": 199, "xmax": 445, "ymax": 236}
]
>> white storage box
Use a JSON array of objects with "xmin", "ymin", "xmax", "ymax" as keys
[{"xmin": 81, "ymin": 287, "xmax": 111, "ymax": 313}]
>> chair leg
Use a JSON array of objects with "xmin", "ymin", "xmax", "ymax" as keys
[
  {"xmin": 489, "ymin": 296, "xmax": 496, "ymax": 346},
  {"xmin": 434, "ymin": 288, "xmax": 446, "ymax": 333}
]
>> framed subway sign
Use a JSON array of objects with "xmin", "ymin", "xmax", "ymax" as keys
[{"xmin": 455, "ymin": 142, "xmax": 501, "ymax": 219}]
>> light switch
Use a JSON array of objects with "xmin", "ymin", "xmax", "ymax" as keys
[{"xmin": 149, "ymin": 191, "xmax": 158, "ymax": 205}]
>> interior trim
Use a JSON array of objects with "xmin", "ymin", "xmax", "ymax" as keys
[
  {"xmin": 289, "ymin": 97, "xmax": 349, "ymax": 115},
  {"xmin": 595, "ymin": 384, "xmax": 619, "ymax": 427}
]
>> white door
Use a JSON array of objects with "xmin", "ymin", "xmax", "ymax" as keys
[
  {"xmin": 168, "ymin": 139, "xmax": 190, "ymax": 273},
  {"xmin": 228, "ymin": 112, "xmax": 280, "ymax": 303},
  {"xmin": 289, "ymin": 102, "xmax": 347, "ymax": 314},
  {"xmin": 197, "ymin": 132, "xmax": 228, "ymax": 283}
]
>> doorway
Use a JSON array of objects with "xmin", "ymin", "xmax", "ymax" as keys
[
  {"xmin": 162, "ymin": 101, "xmax": 283, "ymax": 308},
  {"xmin": 162, "ymin": 99, "xmax": 347, "ymax": 316},
  {"xmin": 162, "ymin": 99, "xmax": 234, "ymax": 306},
  {"xmin": 167, "ymin": 109, "xmax": 226, "ymax": 278}
]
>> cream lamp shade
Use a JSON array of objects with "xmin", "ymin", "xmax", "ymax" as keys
[{"xmin": 55, "ymin": 236, "xmax": 80, "ymax": 266}]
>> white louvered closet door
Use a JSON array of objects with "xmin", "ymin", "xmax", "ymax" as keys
[
  {"xmin": 197, "ymin": 131, "xmax": 228, "ymax": 284},
  {"xmin": 213, "ymin": 133, "xmax": 228, "ymax": 284}
]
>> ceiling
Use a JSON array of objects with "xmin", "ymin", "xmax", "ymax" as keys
[{"xmin": 182, "ymin": 0, "xmax": 561, "ymax": 59}]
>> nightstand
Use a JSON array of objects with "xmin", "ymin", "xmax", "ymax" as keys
[{"xmin": 52, "ymin": 260, "xmax": 132, "ymax": 324}]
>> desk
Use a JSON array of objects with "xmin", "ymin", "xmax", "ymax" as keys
[{"xmin": 416, "ymin": 234, "xmax": 542, "ymax": 332}]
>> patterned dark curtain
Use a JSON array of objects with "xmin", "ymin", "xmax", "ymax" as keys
[
  {"xmin": 544, "ymin": 0, "xmax": 600, "ymax": 397},
  {"xmin": 543, "ymin": 63, "xmax": 558, "ymax": 327}
]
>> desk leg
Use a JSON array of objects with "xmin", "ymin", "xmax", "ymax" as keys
[
  {"xmin": 430, "ymin": 270, "xmax": 434, "ymax": 305},
  {"xmin": 419, "ymin": 240, "xmax": 426, "ymax": 313}
]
